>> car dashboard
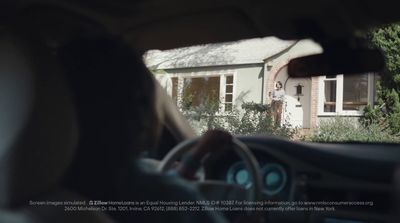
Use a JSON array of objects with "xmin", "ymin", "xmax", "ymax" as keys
[{"xmin": 203, "ymin": 136, "xmax": 400, "ymax": 223}]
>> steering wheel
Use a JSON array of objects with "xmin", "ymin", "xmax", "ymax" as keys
[{"xmin": 159, "ymin": 136, "xmax": 264, "ymax": 218}]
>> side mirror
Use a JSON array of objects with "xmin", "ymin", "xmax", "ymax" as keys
[{"xmin": 287, "ymin": 48, "xmax": 385, "ymax": 77}]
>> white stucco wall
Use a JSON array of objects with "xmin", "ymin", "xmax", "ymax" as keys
[
  {"xmin": 285, "ymin": 39, "xmax": 323, "ymax": 59},
  {"xmin": 272, "ymin": 66, "xmax": 312, "ymax": 128},
  {"xmin": 264, "ymin": 39, "xmax": 323, "ymax": 128},
  {"xmin": 234, "ymin": 65, "xmax": 264, "ymax": 107},
  {"xmin": 285, "ymin": 77, "xmax": 312, "ymax": 128}
]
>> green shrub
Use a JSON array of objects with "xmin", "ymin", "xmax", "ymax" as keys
[
  {"xmin": 229, "ymin": 102, "xmax": 297, "ymax": 138},
  {"xmin": 183, "ymin": 101, "xmax": 297, "ymax": 139},
  {"xmin": 365, "ymin": 23, "xmax": 400, "ymax": 134},
  {"xmin": 308, "ymin": 117, "xmax": 399, "ymax": 143}
]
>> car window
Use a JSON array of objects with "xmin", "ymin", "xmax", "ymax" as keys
[{"xmin": 144, "ymin": 31, "xmax": 400, "ymax": 143}]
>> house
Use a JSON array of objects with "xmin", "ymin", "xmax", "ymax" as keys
[{"xmin": 144, "ymin": 37, "xmax": 378, "ymax": 130}]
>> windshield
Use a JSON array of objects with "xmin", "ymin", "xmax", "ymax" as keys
[{"xmin": 144, "ymin": 28, "xmax": 400, "ymax": 144}]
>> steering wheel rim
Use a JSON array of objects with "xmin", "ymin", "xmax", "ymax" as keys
[{"xmin": 158, "ymin": 136, "xmax": 263, "ymax": 202}]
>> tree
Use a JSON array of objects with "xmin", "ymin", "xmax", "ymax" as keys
[{"xmin": 362, "ymin": 23, "xmax": 400, "ymax": 134}]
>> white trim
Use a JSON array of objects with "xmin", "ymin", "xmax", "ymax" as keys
[
  {"xmin": 317, "ymin": 73, "xmax": 374, "ymax": 116},
  {"xmin": 317, "ymin": 113, "xmax": 363, "ymax": 117},
  {"xmin": 368, "ymin": 72, "xmax": 374, "ymax": 104},
  {"xmin": 318, "ymin": 76, "xmax": 338, "ymax": 115},
  {"xmin": 219, "ymin": 74, "xmax": 226, "ymax": 111},
  {"xmin": 336, "ymin": 74, "xmax": 344, "ymax": 114},
  {"xmin": 223, "ymin": 73, "xmax": 234, "ymax": 112},
  {"xmin": 167, "ymin": 69, "xmax": 236, "ymax": 78}
]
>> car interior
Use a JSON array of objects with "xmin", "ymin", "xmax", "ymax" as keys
[{"xmin": 0, "ymin": 1, "xmax": 400, "ymax": 223}]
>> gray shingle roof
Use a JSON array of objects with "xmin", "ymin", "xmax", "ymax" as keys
[{"xmin": 144, "ymin": 37, "xmax": 294, "ymax": 69}]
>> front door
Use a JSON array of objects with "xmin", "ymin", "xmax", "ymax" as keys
[{"xmin": 283, "ymin": 78, "xmax": 311, "ymax": 128}]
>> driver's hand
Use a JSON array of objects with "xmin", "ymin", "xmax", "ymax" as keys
[{"xmin": 176, "ymin": 129, "xmax": 232, "ymax": 180}]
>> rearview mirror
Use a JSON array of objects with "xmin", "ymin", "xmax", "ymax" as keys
[{"xmin": 287, "ymin": 49, "xmax": 385, "ymax": 77}]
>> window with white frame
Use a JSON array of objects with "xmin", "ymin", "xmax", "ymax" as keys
[
  {"xmin": 319, "ymin": 73, "xmax": 375, "ymax": 115},
  {"xmin": 323, "ymin": 75, "xmax": 337, "ymax": 112},
  {"xmin": 342, "ymin": 74, "xmax": 369, "ymax": 111},
  {"xmin": 224, "ymin": 75, "xmax": 234, "ymax": 111},
  {"xmin": 170, "ymin": 73, "xmax": 234, "ymax": 112}
]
